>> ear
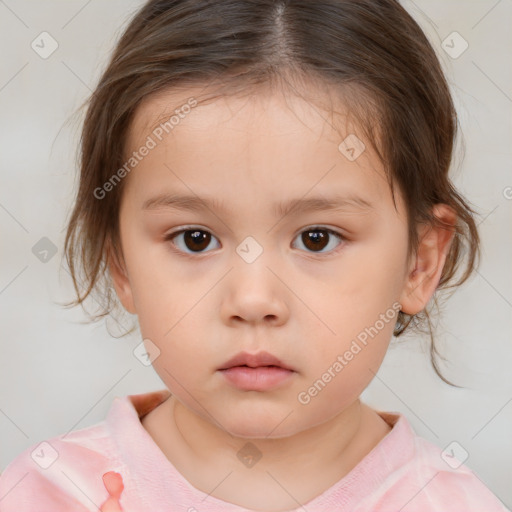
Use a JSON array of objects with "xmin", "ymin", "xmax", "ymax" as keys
[
  {"xmin": 399, "ymin": 204, "xmax": 457, "ymax": 316},
  {"xmin": 106, "ymin": 237, "xmax": 137, "ymax": 314}
]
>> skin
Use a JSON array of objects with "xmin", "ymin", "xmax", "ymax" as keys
[{"xmin": 109, "ymin": 83, "xmax": 456, "ymax": 511}]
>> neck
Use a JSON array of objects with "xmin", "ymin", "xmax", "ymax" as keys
[{"xmin": 142, "ymin": 395, "xmax": 391, "ymax": 511}]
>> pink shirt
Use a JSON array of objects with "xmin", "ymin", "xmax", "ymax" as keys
[{"xmin": 0, "ymin": 389, "xmax": 509, "ymax": 511}]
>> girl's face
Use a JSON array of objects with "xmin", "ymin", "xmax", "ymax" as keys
[{"xmin": 111, "ymin": 85, "xmax": 417, "ymax": 438}]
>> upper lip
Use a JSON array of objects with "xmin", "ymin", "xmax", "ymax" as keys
[{"xmin": 218, "ymin": 351, "xmax": 294, "ymax": 371}]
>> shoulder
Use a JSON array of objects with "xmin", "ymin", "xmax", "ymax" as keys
[
  {"xmin": 0, "ymin": 420, "xmax": 121, "ymax": 511},
  {"xmin": 372, "ymin": 428, "xmax": 510, "ymax": 511}
]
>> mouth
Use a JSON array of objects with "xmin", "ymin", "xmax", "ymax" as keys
[
  {"xmin": 232, "ymin": 364, "xmax": 280, "ymax": 368},
  {"xmin": 217, "ymin": 351, "xmax": 295, "ymax": 372},
  {"xmin": 218, "ymin": 364, "xmax": 295, "ymax": 391},
  {"xmin": 217, "ymin": 351, "xmax": 296, "ymax": 391}
]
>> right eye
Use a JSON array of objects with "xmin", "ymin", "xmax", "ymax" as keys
[{"xmin": 164, "ymin": 227, "xmax": 220, "ymax": 255}]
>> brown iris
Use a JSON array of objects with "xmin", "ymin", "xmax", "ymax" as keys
[
  {"xmin": 301, "ymin": 229, "xmax": 329, "ymax": 252},
  {"xmin": 183, "ymin": 230, "xmax": 211, "ymax": 252}
]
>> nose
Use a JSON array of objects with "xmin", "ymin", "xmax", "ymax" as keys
[{"xmin": 220, "ymin": 257, "xmax": 289, "ymax": 327}]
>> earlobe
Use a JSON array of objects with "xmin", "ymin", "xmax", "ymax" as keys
[
  {"xmin": 107, "ymin": 239, "xmax": 137, "ymax": 315},
  {"xmin": 399, "ymin": 204, "xmax": 457, "ymax": 315}
]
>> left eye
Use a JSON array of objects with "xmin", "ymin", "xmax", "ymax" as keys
[
  {"xmin": 164, "ymin": 226, "xmax": 345, "ymax": 255},
  {"xmin": 292, "ymin": 227, "xmax": 345, "ymax": 254}
]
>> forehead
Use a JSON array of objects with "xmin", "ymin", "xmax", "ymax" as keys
[
  {"xmin": 129, "ymin": 82, "xmax": 368, "ymax": 148},
  {"xmin": 123, "ymin": 84, "xmax": 400, "ymax": 217}
]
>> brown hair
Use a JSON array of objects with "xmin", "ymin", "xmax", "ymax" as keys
[{"xmin": 62, "ymin": 0, "xmax": 480, "ymax": 387}]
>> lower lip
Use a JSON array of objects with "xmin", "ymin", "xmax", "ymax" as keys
[{"xmin": 219, "ymin": 366, "xmax": 295, "ymax": 391}]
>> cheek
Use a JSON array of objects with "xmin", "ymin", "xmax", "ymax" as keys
[
  {"xmin": 121, "ymin": 236, "xmax": 181, "ymax": 322},
  {"xmin": 301, "ymin": 319, "xmax": 394, "ymax": 414},
  {"xmin": 340, "ymin": 230, "xmax": 407, "ymax": 312},
  {"xmin": 301, "ymin": 245, "xmax": 401, "ymax": 381},
  {"xmin": 296, "ymin": 336, "xmax": 390, "ymax": 418},
  {"xmin": 306, "ymin": 251, "xmax": 402, "ymax": 339}
]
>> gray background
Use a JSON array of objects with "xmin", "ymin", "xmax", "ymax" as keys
[{"xmin": 1, "ymin": 0, "xmax": 511, "ymax": 507}]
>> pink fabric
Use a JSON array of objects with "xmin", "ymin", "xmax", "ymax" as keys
[{"xmin": 0, "ymin": 389, "xmax": 509, "ymax": 511}]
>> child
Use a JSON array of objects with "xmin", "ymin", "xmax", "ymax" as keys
[{"xmin": 0, "ymin": 0, "xmax": 509, "ymax": 510}]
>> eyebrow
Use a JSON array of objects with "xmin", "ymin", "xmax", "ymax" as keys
[{"xmin": 142, "ymin": 193, "xmax": 375, "ymax": 218}]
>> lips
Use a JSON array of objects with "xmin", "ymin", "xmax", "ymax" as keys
[{"xmin": 218, "ymin": 351, "xmax": 294, "ymax": 371}]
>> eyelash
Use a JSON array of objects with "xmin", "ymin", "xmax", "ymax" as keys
[{"xmin": 163, "ymin": 226, "xmax": 347, "ymax": 258}]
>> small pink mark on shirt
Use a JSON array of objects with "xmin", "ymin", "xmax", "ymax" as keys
[{"xmin": 100, "ymin": 471, "xmax": 124, "ymax": 511}]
